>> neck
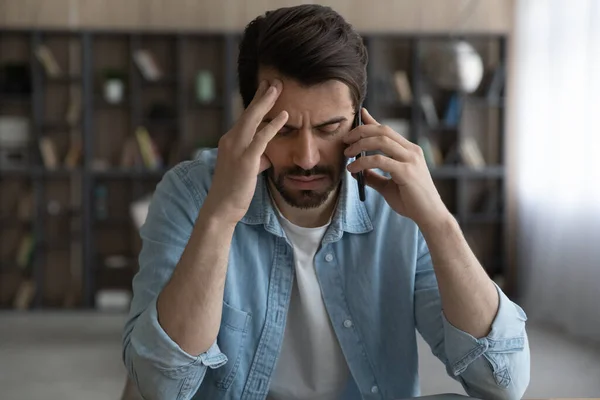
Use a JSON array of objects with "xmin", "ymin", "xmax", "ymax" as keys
[{"xmin": 268, "ymin": 180, "xmax": 340, "ymax": 228}]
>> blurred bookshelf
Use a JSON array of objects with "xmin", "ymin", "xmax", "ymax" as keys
[
  {"xmin": 0, "ymin": 29, "xmax": 509, "ymax": 310},
  {"xmin": 365, "ymin": 34, "xmax": 508, "ymax": 292}
]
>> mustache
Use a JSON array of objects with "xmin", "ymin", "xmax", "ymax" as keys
[{"xmin": 280, "ymin": 166, "xmax": 333, "ymax": 177}]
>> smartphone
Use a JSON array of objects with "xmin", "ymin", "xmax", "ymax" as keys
[{"xmin": 352, "ymin": 106, "xmax": 366, "ymax": 202}]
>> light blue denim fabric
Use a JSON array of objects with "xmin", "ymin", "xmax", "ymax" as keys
[{"xmin": 122, "ymin": 148, "xmax": 530, "ymax": 400}]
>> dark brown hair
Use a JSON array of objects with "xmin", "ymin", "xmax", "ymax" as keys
[{"xmin": 237, "ymin": 4, "xmax": 368, "ymax": 110}]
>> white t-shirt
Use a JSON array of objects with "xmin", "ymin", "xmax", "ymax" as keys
[{"xmin": 267, "ymin": 204, "xmax": 350, "ymax": 400}]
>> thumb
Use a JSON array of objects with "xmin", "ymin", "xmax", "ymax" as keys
[
  {"xmin": 361, "ymin": 107, "xmax": 379, "ymax": 125},
  {"xmin": 363, "ymin": 169, "xmax": 388, "ymax": 193}
]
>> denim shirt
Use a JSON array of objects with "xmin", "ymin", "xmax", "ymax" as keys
[{"xmin": 122, "ymin": 148, "xmax": 530, "ymax": 400}]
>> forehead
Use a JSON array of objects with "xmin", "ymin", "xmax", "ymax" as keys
[{"xmin": 258, "ymin": 66, "xmax": 354, "ymax": 119}]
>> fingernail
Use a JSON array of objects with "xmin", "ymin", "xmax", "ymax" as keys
[{"xmin": 267, "ymin": 85, "xmax": 276, "ymax": 95}]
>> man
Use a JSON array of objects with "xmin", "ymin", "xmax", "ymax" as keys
[{"xmin": 122, "ymin": 5, "xmax": 530, "ymax": 400}]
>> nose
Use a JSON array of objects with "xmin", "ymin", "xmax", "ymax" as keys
[{"xmin": 292, "ymin": 130, "xmax": 320, "ymax": 171}]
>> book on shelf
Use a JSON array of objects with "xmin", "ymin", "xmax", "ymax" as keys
[
  {"xmin": 420, "ymin": 95, "xmax": 439, "ymax": 127},
  {"xmin": 135, "ymin": 126, "xmax": 163, "ymax": 169},
  {"xmin": 39, "ymin": 137, "xmax": 59, "ymax": 169},
  {"xmin": 459, "ymin": 137, "xmax": 486, "ymax": 169},
  {"xmin": 65, "ymin": 88, "xmax": 82, "ymax": 126},
  {"xmin": 13, "ymin": 280, "xmax": 36, "ymax": 310},
  {"xmin": 443, "ymin": 93, "xmax": 463, "ymax": 126},
  {"xmin": 16, "ymin": 233, "xmax": 35, "ymax": 269},
  {"xmin": 486, "ymin": 63, "xmax": 505, "ymax": 101},
  {"xmin": 120, "ymin": 136, "xmax": 144, "ymax": 168},
  {"xmin": 393, "ymin": 70, "xmax": 413, "ymax": 104},
  {"xmin": 64, "ymin": 140, "xmax": 83, "ymax": 168},
  {"xmin": 419, "ymin": 137, "xmax": 443, "ymax": 167},
  {"xmin": 35, "ymin": 45, "xmax": 61, "ymax": 78},
  {"xmin": 133, "ymin": 50, "xmax": 162, "ymax": 81}
]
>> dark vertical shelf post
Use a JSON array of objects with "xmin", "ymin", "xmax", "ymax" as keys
[
  {"xmin": 409, "ymin": 36, "xmax": 421, "ymax": 146},
  {"xmin": 177, "ymin": 34, "xmax": 186, "ymax": 162},
  {"xmin": 363, "ymin": 36, "xmax": 374, "ymax": 111},
  {"xmin": 82, "ymin": 32, "xmax": 94, "ymax": 308},
  {"xmin": 224, "ymin": 34, "xmax": 236, "ymax": 131},
  {"xmin": 498, "ymin": 36, "xmax": 507, "ymax": 282},
  {"xmin": 130, "ymin": 34, "xmax": 142, "ymax": 135},
  {"xmin": 30, "ymin": 30, "xmax": 45, "ymax": 308}
]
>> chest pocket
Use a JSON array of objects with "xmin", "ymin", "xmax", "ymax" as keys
[{"xmin": 213, "ymin": 301, "xmax": 251, "ymax": 391}]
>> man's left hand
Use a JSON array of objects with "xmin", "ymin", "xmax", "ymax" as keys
[{"xmin": 343, "ymin": 108, "xmax": 451, "ymax": 229}]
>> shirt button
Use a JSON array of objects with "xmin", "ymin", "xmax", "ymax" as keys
[
  {"xmin": 325, "ymin": 253, "xmax": 334, "ymax": 262},
  {"xmin": 343, "ymin": 319, "xmax": 353, "ymax": 328},
  {"xmin": 371, "ymin": 385, "xmax": 379, "ymax": 393}
]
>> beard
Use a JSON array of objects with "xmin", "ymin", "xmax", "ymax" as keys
[{"xmin": 266, "ymin": 159, "xmax": 347, "ymax": 209}]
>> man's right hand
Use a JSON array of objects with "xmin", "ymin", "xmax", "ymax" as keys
[{"xmin": 201, "ymin": 80, "xmax": 288, "ymax": 226}]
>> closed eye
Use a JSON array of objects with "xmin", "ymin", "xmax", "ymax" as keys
[
  {"xmin": 277, "ymin": 127, "xmax": 293, "ymax": 135},
  {"xmin": 319, "ymin": 123, "xmax": 341, "ymax": 134}
]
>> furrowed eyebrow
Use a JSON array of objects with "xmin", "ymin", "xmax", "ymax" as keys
[{"xmin": 262, "ymin": 116, "xmax": 347, "ymax": 130}]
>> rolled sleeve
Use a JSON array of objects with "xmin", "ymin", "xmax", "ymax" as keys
[
  {"xmin": 121, "ymin": 162, "xmax": 227, "ymax": 400},
  {"xmin": 442, "ymin": 283, "xmax": 530, "ymax": 400},
  {"xmin": 124, "ymin": 297, "xmax": 227, "ymax": 400}
]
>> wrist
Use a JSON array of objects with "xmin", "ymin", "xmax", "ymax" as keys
[
  {"xmin": 417, "ymin": 210, "xmax": 457, "ymax": 239},
  {"xmin": 197, "ymin": 204, "xmax": 239, "ymax": 233}
]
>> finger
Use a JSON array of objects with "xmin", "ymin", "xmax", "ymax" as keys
[
  {"xmin": 361, "ymin": 107, "xmax": 379, "ymax": 125},
  {"xmin": 247, "ymin": 110, "xmax": 289, "ymax": 158},
  {"xmin": 344, "ymin": 136, "xmax": 412, "ymax": 162},
  {"xmin": 344, "ymin": 121, "xmax": 419, "ymax": 152},
  {"xmin": 241, "ymin": 79, "xmax": 283, "ymax": 131},
  {"xmin": 250, "ymin": 80, "xmax": 269, "ymax": 104},
  {"xmin": 343, "ymin": 124, "xmax": 406, "ymax": 148},
  {"xmin": 347, "ymin": 154, "xmax": 408, "ymax": 185},
  {"xmin": 363, "ymin": 169, "xmax": 389, "ymax": 193}
]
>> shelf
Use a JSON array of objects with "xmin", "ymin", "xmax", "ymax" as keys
[
  {"xmin": 92, "ymin": 168, "xmax": 168, "ymax": 179},
  {"xmin": 141, "ymin": 76, "xmax": 177, "ymax": 86},
  {"xmin": 94, "ymin": 97, "xmax": 130, "ymax": 109},
  {"xmin": 45, "ymin": 74, "xmax": 82, "ymax": 84},
  {"xmin": 0, "ymin": 261, "xmax": 20, "ymax": 271},
  {"xmin": 373, "ymin": 100, "xmax": 414, "ymax": 109},
  {"xmin": 143, "ymin": 118, "xmax": 179, "ymax": 129},
  {"xmin": 0, "ymin": 167, "xmax": 83, "ymax": 178},
  {"xmin": 0, "ymin": 94, "xmax": 31, "ymax": 105},
  {"xmin": 0, "ymin": 217, "xmax": 32, "ymax": 228},
  {"xmin": 429, "ymin": 165, "xmax": 504, "ymax": 179},
  {"xmin": 42, "ymin": 122, "xmax": 78, "ymax": 132},
  {"xmin": 0, "ymin": 166, "xmax": 32, "ymax": 177},
  {"xmin": 466, "ymin": 96, "xmax": 506, "ymax": 108},
  {"xmin": 189, "ymin": 99, "xmax": 224, "ymax": 109},
  {"xmin": 0, "ymin": 29, "xmax": 510, "ymax": 309},
  {"xmin": 40, "ymin": 168, "xmax": 83, "ymax": 178},
  {"xmin": 426, "ymin": 123, "xmax": 459, "ymax": 132},
  {"xmin": 93, "ymin": 216, "xmax": 132, "ymax": 227}
]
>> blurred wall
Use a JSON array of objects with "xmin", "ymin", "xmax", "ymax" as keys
[{"xmin": 0, "ymin": 0, "xmax": 513, "ymax": 32}]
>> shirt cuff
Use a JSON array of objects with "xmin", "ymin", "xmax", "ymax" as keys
[
  {"xmin": 130, "ymin": 296, "xmax": 228, "ymax": 375},
  {"xmin": 442, "ymin": 283, "xmax": 528, "ymax": 380}
]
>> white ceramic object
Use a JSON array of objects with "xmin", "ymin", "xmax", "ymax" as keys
[
  {"xmin": 104, "ymin": 79, "xmax": 125, "ymax": 104},
  {"xmin": 422, "ymin": 40, "xmax": 484, "ymax": 93}
]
